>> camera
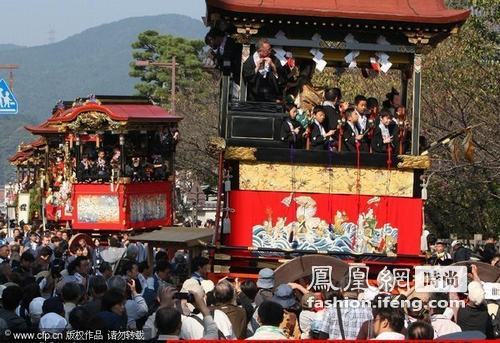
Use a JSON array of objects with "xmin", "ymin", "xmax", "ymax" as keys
[{"xmin": 174, "ymin": 292, "xmax": 194, "ymax": 302}]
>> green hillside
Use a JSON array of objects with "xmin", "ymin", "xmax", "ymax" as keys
[
  {"xmin": 0, "ymin": 14, "xmax": 206, "ymax": 184},
  {"xmin": 0, "ymin": 44, "xmax": 25, "ymax": 52}
]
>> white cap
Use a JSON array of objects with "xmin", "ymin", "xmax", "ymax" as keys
[
  {"xmin": 451, "ymin": 240, "xmax": 461, "ymax": 249},
  {"xmin": 181, "ymin": 278, "xmax": 204, "ymax": 295},
  {"xmin": 29, "ymin": 297, "xmax": 45, "ymax": 323},
  {"xmin": 201, "ymin": 280, "xmax": 215, "ymax": 294},
  {"xmin": 39, "ymin": 313, "xmax": 67, "ymax": 332}
]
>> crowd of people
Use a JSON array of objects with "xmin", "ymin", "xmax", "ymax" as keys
[
  {"xmin": 280, "ymin": 90, "xmax": 409, "ymax": 154},
  {"xmin": 426, "ymin": 233, "xmax": 499, "ymax": 267},
  {"xmin": 0, "ymin": 220, "xmax": 497, "ymax": 340},
  {"xmin": 74, "ymin": 128, "xmax": 179, "ymax": 184}
]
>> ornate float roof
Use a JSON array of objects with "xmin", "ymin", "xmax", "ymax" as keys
[
  {"xmin": 8, "ymin": 138, "xmax": 46, "ymax": 164},
  {"xmin": 206, "ymin": 0, "xmax": 470, "ymax": 25},
  {"xmin": 25, "ymin": 95, "xmax": 182, "ymax": 135}
]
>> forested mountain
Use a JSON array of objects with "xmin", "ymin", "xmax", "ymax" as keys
[{"xmin": 0, "ymin": 14, "xmax": 206, "ymax": 183}]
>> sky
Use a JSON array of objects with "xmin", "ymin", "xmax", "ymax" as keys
[{"xmin": 2, "ymin": 0, "xmax": 206, "ymax": 46}]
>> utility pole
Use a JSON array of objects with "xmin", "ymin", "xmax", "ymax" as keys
[
  {"xmin": 135, "ymin": 57, "xmax": 178, "ymax": 114},
  {"xmin": 48, "ymin": 29, "xmax": 56, "ymax": 44},
  {"xmin": 0, "ymin": 64, "xmax": 19, "ymax": 90}
]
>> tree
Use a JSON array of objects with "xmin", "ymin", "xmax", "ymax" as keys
[
  {"xmin": 421, "ymin": 1, "xmax": 500, "ymax": 237},
  {"xmin": 129, "ymin": 31, "xmax": 219, "ymax": 184},
  {"xmin": 310, "ymin": 1, "xmax": 500, "ymax": 237}
]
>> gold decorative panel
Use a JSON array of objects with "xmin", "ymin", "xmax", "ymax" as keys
[{"xmin": 239, "ymin": 162, "xmax": 415, "ymax": 197}]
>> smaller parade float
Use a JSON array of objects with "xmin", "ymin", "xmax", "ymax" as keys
[
  {"xmin": 12, "ymin": 95, "xmax": 182, "ymax": 233},
  {"xmin": 8, "ymin": 139, "xmax": 47, "ymax": 225}
]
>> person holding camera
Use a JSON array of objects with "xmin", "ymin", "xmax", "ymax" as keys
[{"xmin": 154, "ymin": 286, "xmax": 219, "ymax": 340}]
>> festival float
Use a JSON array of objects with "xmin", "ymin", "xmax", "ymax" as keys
[
  {"xmin": 17, "ymin": 95, "xmax": 182, "ymax": 233},
  {"xmin": 8, "ymin": 138, "xmax": 47, "ymax": 225},
  {"xmin": 204, "ymin": 0, "xmax": 470, "ymax": 278}
]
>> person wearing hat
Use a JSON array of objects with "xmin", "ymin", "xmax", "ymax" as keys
[
  {"xmin": 430, "ymin": 241, "xmax": 452, "ymax": 265},
  {"xmin": 247, "ymin": 268, "xmax": 276, "ymax": 336},
  {"xmin": 255, "ymin": 268, "xmax": 275, "ymax": 307},
  {"xmin": 270, "ymin": 284, "xmax": 301, "ymax": 339},
  {"xmin": 29, "ymin": 296, "xmax": 46, "ymax": 328},
  {"xmin": 39, "ymin": 297, "xmax": 67, "ymax": 333}
]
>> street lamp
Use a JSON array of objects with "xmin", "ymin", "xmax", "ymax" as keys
[{"xmin": 135, "ymin": 58, "xmax": 179, "ymax": 114}]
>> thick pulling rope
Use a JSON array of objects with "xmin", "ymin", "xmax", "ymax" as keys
[
  {"xmin": 327, "ymin": 139, "xmax": 335, "ymax": 222},
  {"xmin": 353, "ymin": 140, "xmax": 362, "ymax": 249},
  {"xmin": 386, "ymin": 143, "xmax": 392, "ymax": 170}
]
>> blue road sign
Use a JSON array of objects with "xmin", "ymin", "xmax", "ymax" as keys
[{"xmin": 0, "ymin": 79, "xmax": 18, "ymax": 115}]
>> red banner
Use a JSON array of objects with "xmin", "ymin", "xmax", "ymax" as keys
[{"xmin": 228, "ymin": 190, "xmax": 423, "ymax": 256}]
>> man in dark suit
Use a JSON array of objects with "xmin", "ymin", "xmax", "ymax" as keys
[
  {"xmin": 280, "ymin": 103, "xmax": 304, "ymax": 149},
  {"xmin": 310, "ymin": 106, "xmax": 335, "ymax": 150},
  {"xmin": 205, "ymin": 28, "xmax": 242, "ymax": 85},
  {"xmin": 371, "ymin": 109, "xmax": 397, "ymax": 153},
  {"xmin": 322, "ymin": 88, "xmax": 342, "ymax": 132},
  {"xmin": 242, "ymin": 38, "xmax": 285, "ymax": 102},
  {"xmin": 342, "ymin": 108, "xmax": 366, "ymax": 152}
]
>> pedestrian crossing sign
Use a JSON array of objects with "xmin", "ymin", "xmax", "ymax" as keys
[{"xmin": 0, "ymin": 79, "xmax": 18, "ymax": 115}]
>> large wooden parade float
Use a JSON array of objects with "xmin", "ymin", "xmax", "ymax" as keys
[{"xmin": 203, "ymin": 0, "xmax": 470, "ymax": 279}]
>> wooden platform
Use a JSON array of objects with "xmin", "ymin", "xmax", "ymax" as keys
[{"xmin": 129, "ymin": 227, "xmax": 214, "ymax": 248}]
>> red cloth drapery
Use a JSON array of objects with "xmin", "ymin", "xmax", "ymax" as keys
[{"xmin": 228, "ymin": 190, "xmax": 422, "ymax": 256}]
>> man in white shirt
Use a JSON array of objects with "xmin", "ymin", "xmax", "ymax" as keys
[
  {"xmin": 143, "ymin": 281, "xmax": 234, "ymax": 340},
  {"xmin": 155, "ymin": 290, "xmax": 219, "ymax": 340},
  {"xmin": 372, "ymin": 307, "xmax": 406, "ymax": 340}
]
